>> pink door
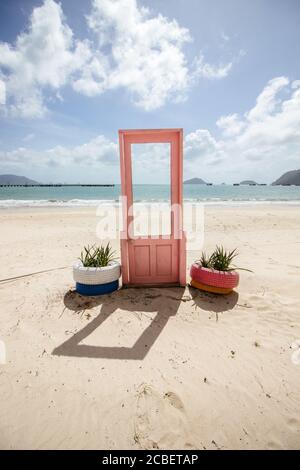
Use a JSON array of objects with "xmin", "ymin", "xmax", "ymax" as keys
[{"xmin": 119, "ymin": 129, "xmax": 186, "ymax": 287}]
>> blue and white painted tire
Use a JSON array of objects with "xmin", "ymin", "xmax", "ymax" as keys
[
  {"xmin": 73, "ymin": 260, "xmax": 121, "ymax": 285},
  {"xmin": 76, "ymin": 280, "xmax": 119, "ymax": 296}
]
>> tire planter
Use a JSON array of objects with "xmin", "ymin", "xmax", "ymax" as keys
[
  {"xmin": 190, "ymin": 279, "xmax": 232, "ymax": 295},
  {"xmin": 76, "ymin": 280, "xmax": 119, "ymax": 296},
  {"xmin": 190, "ymin": 263, "xmax": 239, "ymax": 289},
  {"xmin": 73, "ymin": 260, "xmax": 121, "ymax": 296}
]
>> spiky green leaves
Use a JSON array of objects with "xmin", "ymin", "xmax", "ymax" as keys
[
  {"xmin": 197, "ymin": 246, "xmax": 252, "ymax": 272},
  {"xmin": 80, "ymin": 243, "xmax": 116, "ymax": 268}
]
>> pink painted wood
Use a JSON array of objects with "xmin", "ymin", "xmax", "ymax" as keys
[{"xmin": 119, "ymin": 129, "xmax": 186, "ymax": 286}]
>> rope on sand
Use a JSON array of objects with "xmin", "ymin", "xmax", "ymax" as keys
[{"xmin": 0, "ymin": 266, "xmax": 69, "ymax": 283}]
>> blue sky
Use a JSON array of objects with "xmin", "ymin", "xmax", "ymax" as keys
[{"xmin": 0, "ymin": 0, "xmax": 299, "ymax": 183}]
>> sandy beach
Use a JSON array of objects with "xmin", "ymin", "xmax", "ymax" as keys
[{"xmin": 0, "ymin": 204, "xmax": 300, "ymax": 450}]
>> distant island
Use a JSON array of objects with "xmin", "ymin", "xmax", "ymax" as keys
[
  {"xmin": 240, "ymin": 180, "xmax": 258, "ymax": 185},
  {"xmin": 0, "ymin": 174, "xmax": 114, "ymax": 187},
  {"xmin": 184, "ymin": 177, "xmax": 207, "ymax": 184},
  {"xmin": 272, "ymin": 169, "xmax": 300, "ymax": 186},
  {"xmin": 0, "ymin": 174, "xmax": 39, "ymax": 185}
]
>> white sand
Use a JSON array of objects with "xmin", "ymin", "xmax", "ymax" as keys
[{"xmin": 0, "ymin": 205, "xmax": 300, "ymax": 449}]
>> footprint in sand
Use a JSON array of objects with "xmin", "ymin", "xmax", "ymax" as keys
[
  {"xmin": 164, "ymin": 391, "xmax": 184, "ymax": 410},
  {"xmin": 133, "ymin": 384, "xmax": 195, "ymax": 450},
  {"xmin": 291, "ymin": 339, "xmax": 300, "ymax": 365},
  {"xmin": 0, "ymin": 340, "xmax": 6, "ymax": 364},
  {"xmin": 287, "ymin": 417, "xmax": 300, "ymax": 433}
]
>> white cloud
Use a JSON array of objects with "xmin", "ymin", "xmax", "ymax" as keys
[
  {"xmin": 74, "ymin": 0, "xmax": 192, "ymax": 110},
  {"xmin": 246, "ymin": 76, "xmax": 289, "ymax": 122},
  {"xmin": 216, "ymin": 113, "xmax": 245, "ymax": 137},
  {"xmin": 185, "ymin": 129, "xmax": 222, "ymax": 160},
  {"xmin": 184, "ymin": 77, "xmax": 300, "ymax": 182},
  {"xmin": 192, "ymin": 54, "xmax": 232, "ymax": 80},
  {"xmin": 0, "ymin": 0, "xmax": 91, "ymax": 118},
  {"xmin": 0, "ymin": 79, "xmax": 6, "ymax": 105},
  {"xmin": 0, "ymin": 0, "xmax": 234, "ymax": 117},
  {"xmin": 292, "ymin": 80, "xmax": 300, "ymax": 89},
  {"xmin": 221, "ymin": 32, "xmax": 230, "ymax": 42},
  {"xmin": 0, "ymin": 135, "xmax": 118, "ymax": 169}
]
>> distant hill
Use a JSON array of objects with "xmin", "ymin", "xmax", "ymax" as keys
[
  {"xmin": 184, "ymin": 177, "xmax": 207, "ymax": 184},
  {"xmin": 240, "ymin": 180, "xmax": 257, "ymax": 185},
  {"xmin": 0, "ymin": 174, "xmax": 39, "ymax": 185},
  {"xmin": 272, "ymin": 169, "xmax": 300, "ymax": 186}
]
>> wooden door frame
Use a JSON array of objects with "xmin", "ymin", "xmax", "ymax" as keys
[{"xmin": 119, "ymin": 128, "xmax": 186, "ymax": 287}]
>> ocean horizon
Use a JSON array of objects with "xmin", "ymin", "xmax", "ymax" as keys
[{"xmin": 1, "ymin": 183, "xmax": 300, "ymax": 207}]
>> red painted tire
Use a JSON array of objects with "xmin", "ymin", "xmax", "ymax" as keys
[{"xmin": 190, "ymin": 263, "xmax": 239, "ymax": 289}]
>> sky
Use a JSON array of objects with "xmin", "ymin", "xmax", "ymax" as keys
[{"xmin": 0, "ymin": 0, "xmax": 299, "ymax": 184}]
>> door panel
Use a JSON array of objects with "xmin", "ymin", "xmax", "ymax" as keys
[
  {"xmin": 133, "ymin": 245, "xmax": 151, "ymax": 277},
  {"xmin": 128, "ymin": 238, "xmax": 178, "ymax": 284},
  {"xmin": 156, "ymin": 245, "xmax": 172, "ymax": 276}
]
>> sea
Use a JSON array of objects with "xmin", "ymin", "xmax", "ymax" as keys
[{"xmin": 0, "ymin": 184, "xmax": 300, "ymax": 208}]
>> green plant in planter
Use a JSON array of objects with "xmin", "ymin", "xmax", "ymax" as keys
[
  {"xmin": 199, "ymin": 251, "xmax": 213, "ymax": 268},
  {"xmin": 198, "ymin": 246, "xmax": 252, "ymax": 272},
  {"xmin": 80, "ymin": 243, "xmax": 116, "ymax": 267},
  {"xmin": 210, "ymin": 246, "xmax": 238, "ymax": 271}
]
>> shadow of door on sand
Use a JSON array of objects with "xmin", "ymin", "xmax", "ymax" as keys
[{"xmin": 52, "ymin": 287, "xmax": 185, "ymax": 360}]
